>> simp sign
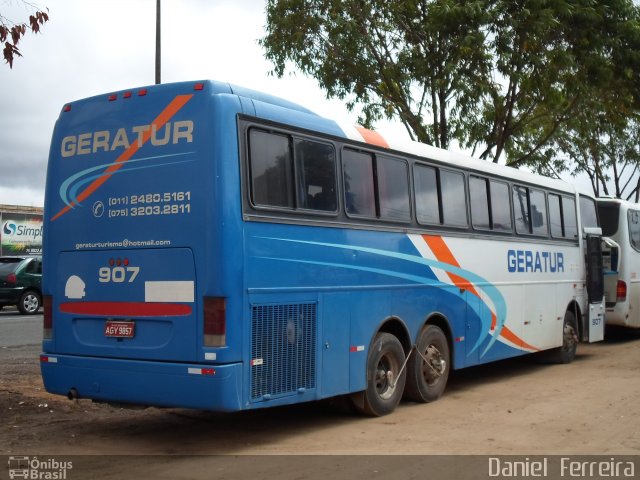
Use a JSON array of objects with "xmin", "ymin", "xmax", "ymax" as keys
[
  {"xmin": 8, "ymin": 456, "xmax": 73, "ymax": 479},
  {"xmin": 0, "ymin": 213, "xmax": 43, "ymax": 256}
]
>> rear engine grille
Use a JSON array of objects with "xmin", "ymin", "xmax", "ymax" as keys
[{"xmin": 250, "ymin": 303, "xmax": 317, "ymax": 401}]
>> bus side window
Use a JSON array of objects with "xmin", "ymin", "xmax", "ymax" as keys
[
  {"xmin": 295, "ymin": 139, "xmax": 337, "ymax": 212},
  {"xmin": 469, "ymin": 176, "xmax": 490, "ymax": 230},
  {"xmin": 440, "ymin": 170, "xmax": 467, "ymax": 227},
  {"xmin": 249, "ymin": 129, "xmax": 294, "ymax": 209},
  {"xmin": 513, "ymin": 185, "xmax": 530, "ymax": 234},
  {"xmin": 377, "ymin": 156, "xmax": 411, "ymax": 222},
  {"xmin": 530, "ymin": 189, "xmax": 548, "ymax": 236},
  {"xmin": 343, "ymin": 149, "xmax": 376, "ymax": 217},
  {"xmin": 562, "ymin": 196, "xmax": 578, "ymax": 239},
  {"xmin": 549, "ymin": 194, "xmax": 563, "ymax": 237},
  {"xmin": 490, "ymin": 180, "xmax": 512, "ymax": 232},
  {"xmin": 628, "ymin": 210, "xmax": 640, "ymax": 250},
  {"xmin": 414, "ymin": 164, "xmax": 440, "ymax": 225}
]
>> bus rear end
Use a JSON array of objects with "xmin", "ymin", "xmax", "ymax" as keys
[{"xmin": 41, "ymin": 81, "xmax": 245, "ymax": 410}]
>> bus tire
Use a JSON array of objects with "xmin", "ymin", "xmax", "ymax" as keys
[
  {"xmin": 545, "ymin": 311, "xmax": 578, "ymax": 364},
  {"xmin": 404, "ymin": 324, "xmax": 450, "ymax": 403},
  {"xmin": 354, "ymin": 332, "xmax": 406, "ymax": 417}
]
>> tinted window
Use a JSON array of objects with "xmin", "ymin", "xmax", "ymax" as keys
[
  {"xmin": 469, "ymin": 176, "xmax": 490, "ymax": 230},
  {"xmin": 597, "ymin": 203, "xmax": 620, "ymax": 237},
  {"xmin": 563, "ymin": 197, "xmax": 578, "ymax": 239},
  {"xmin": 512, "ymin": 186, "xmax": 530, "ymax": 234},
  {"xmin": 249, "ymin": 130, "xmax": 293, "ymax": 208},
  {"xmin": 414, "ymin": 165, "xmax": 439, "ymax": 225},
  {"xmin": 441, "ymin": 170, "xmax": 467, "ymax": 227},
  {"xmin": 377, "ymin": 156, "xmax": 411, "ymax": 222},
  {"xmin": 343, "ymin": 150, "xmax": 375, "ymax": 217},
  {"xmin": 530, "ymin": 189, "xmax": 548, "ymax": 236},
  {"xmin": 249, "ymin": 129, "xmax": 338, "ymax": 213},
  {"xmin": 629, "ymin": 210, "xmax": 640, "ymax": 251},
  {"xmin": 549, "ymin": 194, "xmax": 563, "ymax": 237},
  {"xmin": 295, "ymin": 139, "xmax": 337, "ymax": 212},
  {"xmin": 490, "ymin": 180, "xmax": 512, "ymax": 232},
  {"xmin": 579, "ymin": 195, "xmax": 599, "ymax": 230},
  {"xmin": 0, "ymin": 258, "xmax": 21, "ymax": 275}
]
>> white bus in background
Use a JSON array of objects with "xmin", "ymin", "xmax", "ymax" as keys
[{"xmin": 597, "ymin": 198, "xmax": 640, "ymax": 328}]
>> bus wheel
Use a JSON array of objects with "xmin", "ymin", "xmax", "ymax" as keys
[
  {"xmin": 546, "ymin": 311, "xmax": 578, "ymax": 364},
  {"xmin": 354, "ymin": 332, "xmax": 406, "ymax": 416},
  {"xmin": 404, "ymin": 324, "xmax": 450, "ymax": 403}
]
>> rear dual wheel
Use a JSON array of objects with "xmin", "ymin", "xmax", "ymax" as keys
[
  {"xmin": 354, "ymin": 332, "xmax": 406, "ymax": 417},
  {"xmin": 404, "ymin": 324, "xmax": 450, "ymax": 403}
]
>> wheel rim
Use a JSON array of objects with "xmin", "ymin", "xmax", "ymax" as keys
[
  {"xmin": 23, "ymin": 294, "xmax": 38, "ymax": 313},
  {"xmin": 422, "ymin": 344, "xmax": 447, "ymax": 385},
  {"xmin": 375, "ymin": 353, "xmax": 399, "ymax": 400},
  {"xmin": 562, "ymin": 322, "xmax": 578, "ymax": 354}
]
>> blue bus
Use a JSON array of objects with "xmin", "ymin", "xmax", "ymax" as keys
[{"xmin": 41, "ymin": 80, "xmax": 605, "ymax": 416}]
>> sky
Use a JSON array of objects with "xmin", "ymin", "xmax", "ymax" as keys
[{"xmin": 0, "ymin": 0, "xmax": 374, "ymax": 207}]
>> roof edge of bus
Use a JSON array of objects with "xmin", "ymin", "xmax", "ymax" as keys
[{"xmin": 60, "ymin": 79, "xmax": 318, "ymax": 117}]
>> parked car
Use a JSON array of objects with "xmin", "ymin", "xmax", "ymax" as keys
[{"xmin": 0, "ymin": 256, "xmax": 42, "ymax": 314}]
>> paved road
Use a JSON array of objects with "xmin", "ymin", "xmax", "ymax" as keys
[{"xmin": 0, "ymin": 309, "xmax": 42, "ymax": 347}]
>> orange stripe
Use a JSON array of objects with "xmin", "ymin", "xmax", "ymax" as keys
[
  {"xmin": 51, "ymin": 94, "xmax": 194, "ymax": 221},
  {"xmin": 422, "ymin": 234, "xmax": 480, "ymax": 297},
  {"xmin": 355, "ymin": 126, "xmax": 389, "ymax": 148},
  {"xmin": 422, "ymin": 235, "xmax": 538, "ymax": 352},
  {"xmin": 499, "ymin": 325, "xmax": 539, "ymax": 351}
]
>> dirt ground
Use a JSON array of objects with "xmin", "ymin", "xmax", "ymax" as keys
[{"xmin": 1, "ymin": 327, "xmax": 640, "ymax": 458}]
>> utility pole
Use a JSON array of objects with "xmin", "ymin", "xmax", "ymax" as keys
[{"xmin": 155, "ymin": 0, "xmax": 161, "ymax": 84}]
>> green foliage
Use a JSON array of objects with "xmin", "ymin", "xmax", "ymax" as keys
[{"xmin": 261, "ymin": 0, "xmax": 640, "ymax": 192}]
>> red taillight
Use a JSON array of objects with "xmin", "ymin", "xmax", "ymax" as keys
[
  {"xmin": 123, "ymin": 91, "xmax": 132, "ymax": 99},
  {"xmin": 138, "ymin": 89, "xmax": 148, "ymax": 96},
  {"xmin": 43, "ymin": 295, "xmax": 53, "ymax": 340},
  {"xmin": 6, "ymin": 273, "xmax": 16, "ymax": 284},
  {"xmin": 617, "ymin": 280, "xmax": 627, "ymax": 302},
  {"xmin": 63, "ymin": 104, "xmax": 71, "ymax": 112},
  {"xmin": 194, "ymin": 82, "xmax": 204, "ymax": 91},
  {"xmin": 108, "ymin": 94, "xmax": 117, "ymax": 102},
  {"xmin": 204, "ymin": 297, "xmax": 226, "ymax": 347}
]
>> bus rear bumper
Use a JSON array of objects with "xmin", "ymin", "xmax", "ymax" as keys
[{"xmin": 39, "ymin": 353, "xmax": 243, "ymax": 412}]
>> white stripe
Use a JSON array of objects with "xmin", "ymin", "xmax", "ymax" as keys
[{"xmin": 145, "ymin": 281, "xmax": 194, "ymax": 303}]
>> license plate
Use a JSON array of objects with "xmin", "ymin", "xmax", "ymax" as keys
[{"xmin": 104, "ymin": 321, "xmax": 135, "ymax": 338}]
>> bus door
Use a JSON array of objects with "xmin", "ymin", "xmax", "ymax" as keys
[
  {"xmin": 583, "ymin": 233, "xmax": 605, "ymax": 342},
  {"xmin": 601, "ymin": 237, "xmax": 620, "ymax": 310}
]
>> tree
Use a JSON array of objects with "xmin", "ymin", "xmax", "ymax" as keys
[
  {"xmin": 261, "ymin": 0, "xmax": 640, "ymax": 177},
  {"xmin": 0, "ymin": 2, "xmax": 48, "ymax": 68}
]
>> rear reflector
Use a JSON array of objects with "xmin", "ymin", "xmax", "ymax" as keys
[
  {"xmin": 138, "ymin": 89, "xmax": 148, "ymax": 96},
  {"xmin": 40, "ymin": 355, "xmax": 58, "ymax": 363},
  {"xmin": 188, "ymin": 367, "xmax": 215, "ymax": 376},
  {"xmin": 617, "ymin": 280, "xmax": 627, "ymax": 302},
  {"xmin": 204, "ymin": 297, "xmax": 226, "ymax": 347},
  {"xmin": 108, "ymin": 94, "xmax": 117, "ymax": 101},
  {"xmin": 194, "ymin": 83, "xmax": 204, "ymax": 91},
  {"xmin": 63, "ymin": 104, "xmax": 71, "ymax": 112},
  {"xmin": 43, "ymin": 295, "xmax": 52, "ymax": 340}
]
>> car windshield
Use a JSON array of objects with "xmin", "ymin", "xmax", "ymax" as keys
[{"xmin": 0, "ymin": 258, "xmax": 23, "ymax": 275}]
